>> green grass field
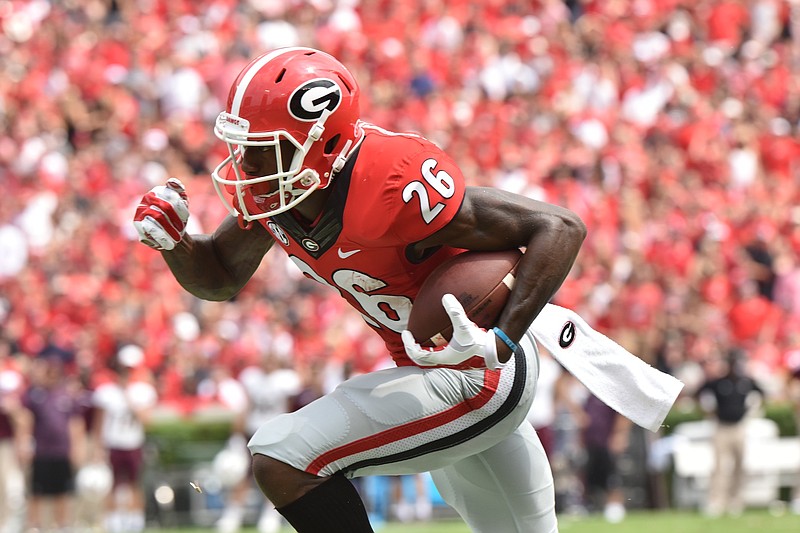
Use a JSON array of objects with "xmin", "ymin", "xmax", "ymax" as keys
[{"xmin": 157, "ymin": 509, "xmax": 800, "ymax": 533}]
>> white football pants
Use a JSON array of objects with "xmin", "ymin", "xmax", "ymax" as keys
[{"xmin": 248, "ymin": 331, "xmax": 557, "ymax": 532}]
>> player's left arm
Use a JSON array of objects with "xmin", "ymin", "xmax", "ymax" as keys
[{"xmin": 411, "ymin": 187, "xmax": 587, "ymax": 363}]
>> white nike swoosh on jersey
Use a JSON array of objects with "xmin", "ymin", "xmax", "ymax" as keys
[{"xmin": 337, "ymin": 248, "xmax": 361, "ymax": 259}]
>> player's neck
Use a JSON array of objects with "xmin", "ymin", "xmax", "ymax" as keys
[{"xmin": 292, "ymin": 189, "xmax": 331, "ymax": 226}]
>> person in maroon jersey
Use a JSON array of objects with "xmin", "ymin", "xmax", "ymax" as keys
[{"xmin": 133, "ymin": 47, "xmax": 586, "ymax": 533}]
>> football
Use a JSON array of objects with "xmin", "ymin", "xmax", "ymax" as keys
[{"xmin": 407, "ymin": 249, "xmax": 523, "ymax": 346}]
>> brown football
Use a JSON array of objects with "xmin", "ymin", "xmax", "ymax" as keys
[{"xmin": 407, "ymin": 249, "xmax": 523, "ymax": 346}]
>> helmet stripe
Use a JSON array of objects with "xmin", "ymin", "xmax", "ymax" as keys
[{"xmin": 230, "ymin": 47, "xmax": 313, "ymax": 115}]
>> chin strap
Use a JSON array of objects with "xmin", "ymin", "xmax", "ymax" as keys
[
  {"xmin": 332, "ymin": 139, "xmax": 354, "ymax": 173},
  {"xmin": 232, "ymin": 195, "xmax": 254, "ymax": 230},
  {"xmin": 237, "ymin": 212, "xmax": 253, "ymax": 230}
]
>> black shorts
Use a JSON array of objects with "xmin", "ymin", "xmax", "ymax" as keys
[
  {"xmin": 31, "ymin": 457, "xmax": 74, "ymax": 496},
  {"xmin": 584, "ymin": 446, "xmax": 621, "ymax": 492}
]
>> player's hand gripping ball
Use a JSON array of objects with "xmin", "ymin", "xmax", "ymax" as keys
[
  {"xmin": 402, "ymin": 249, "xmax": 523, "ymax": 369},
  {"xmin": 133, "ymin": 178, "xmax": 190, "ymax": 251},
  {"xmin": 402, "ymin": 294, "xmax": 504, "ymax": 369}
]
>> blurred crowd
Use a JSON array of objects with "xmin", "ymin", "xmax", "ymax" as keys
[
  {"xmin": 1, "ymin": 0, "xmax": 800, "ymax": 526},
  {"xmin": 2, "ymin": 0, "xmax": 800, "ymax": 410}
]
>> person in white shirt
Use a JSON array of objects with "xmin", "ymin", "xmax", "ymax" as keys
[
  {"xmin": 525, "ymin": 349, "xmax": 564, "ymax": 459},
  {"xmin": 92, "ymin": 345, "xmax": 158, "ymax": 533},
  {"xmin": 0, "ymin": 338, "xmax": 28, "ymax": 533},
  {"xmin": 216, "ymin": 348, "xmax": 301, "ymax": 533}
]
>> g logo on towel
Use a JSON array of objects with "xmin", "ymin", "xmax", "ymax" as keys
[{"xmin": 559, "ymin": 321, "xmax": 576, "ymax": 348}]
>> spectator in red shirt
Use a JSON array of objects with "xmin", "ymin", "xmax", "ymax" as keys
[
  {"xmin": 704, "ymin": 0, "xmax": 750, "ymax": 51},
  {"xmin": 728, "ymin": 280, "xmax": 781, "ymax": 346}
]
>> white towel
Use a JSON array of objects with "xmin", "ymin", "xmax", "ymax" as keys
[{"xmin": 529, "ymin": 304, "xmax": 684, "ymax": 433}]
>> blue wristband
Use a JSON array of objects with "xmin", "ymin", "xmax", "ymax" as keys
[{"xmin": 492, "ymin": 327, "xmax": 520, "ymax": 354}]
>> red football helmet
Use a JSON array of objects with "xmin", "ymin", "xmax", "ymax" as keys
[{"xmin": 212, "ymin": 47, "xmax": 362, "ymax": 221}]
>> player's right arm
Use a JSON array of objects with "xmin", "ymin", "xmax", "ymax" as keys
[
  {"xmin": 134, "ymin": 180, "xmax": 273, "ymax": 301},
  {"xmin": 162, "ymin": 216, "xmax": 272, "ymax": 301}
]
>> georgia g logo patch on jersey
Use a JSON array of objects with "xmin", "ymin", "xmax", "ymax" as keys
[{"xmin": 289, "ymin": 79, "xmax": 342, "ymax": 121}]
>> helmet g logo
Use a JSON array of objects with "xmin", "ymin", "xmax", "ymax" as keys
[{"xmin": 289, "ymin": 79, "xmax": 342, "ymax": 121}]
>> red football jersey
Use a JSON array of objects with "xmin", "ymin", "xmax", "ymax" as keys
[{"xmin": 258, "ymin": 123, "xmax": 466, "ymax": 365}]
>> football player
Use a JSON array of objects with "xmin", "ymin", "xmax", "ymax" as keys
[{"xmin": 134, "ymin": 47, "xmax": 586, "ymax": 533}]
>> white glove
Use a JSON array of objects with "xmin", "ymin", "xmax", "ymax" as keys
[
  {"xmin": 401, "ymin": 293, "xmax": 506, "ymax": 370},
  {"xmin": 133, "ymin": 178, "xmax": 190, "ymax": 251}
]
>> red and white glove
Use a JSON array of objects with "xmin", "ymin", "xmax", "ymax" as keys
[
  {"xmin": 401, "ymin": 294, "xmax": 506, "ymax": 370},
  {"xmin": 133, "ymin": 178, "xmax": 189, "ymax": 251}
]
